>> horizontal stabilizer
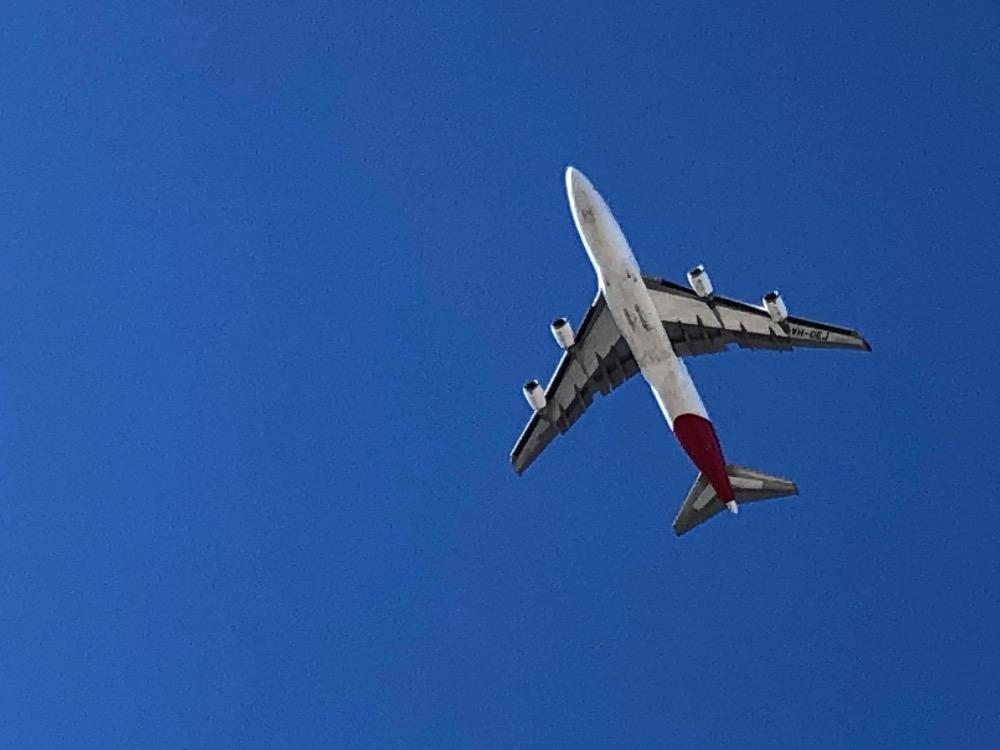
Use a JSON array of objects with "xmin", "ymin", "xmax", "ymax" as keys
[{"xmin": 672, "ymin": 464, "xmax": 799, "ymax": 536}]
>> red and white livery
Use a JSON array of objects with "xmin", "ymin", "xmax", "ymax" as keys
[{"xmin": 511, "ymin": 167, "xmax": 871, "ymax": 536}]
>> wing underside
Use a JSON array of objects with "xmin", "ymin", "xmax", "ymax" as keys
[
  {"xmin": 510, "ymin": 292, "xmax": 637, "ymax": 474},
  {"xmin": 643, "ymin": 276, "xmax": 870, "ymax": 357}
]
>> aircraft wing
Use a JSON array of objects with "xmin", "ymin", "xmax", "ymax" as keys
[
  {"xmin": 510, "ymin": 292, "xmax": 637, "ymax": 474},
  {"xmin": 643, "ymin": 276, "xmax": 870, "ymax": 357}
]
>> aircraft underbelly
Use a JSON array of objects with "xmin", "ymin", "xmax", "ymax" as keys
[
  {"xmin": 567, "ymin": 165, "xmax": 708, "ymax": 429},
  {"xmin": 561, "ymin": 165, "xmax": 741, "ymax": 505},
  {"xmin": 602, "ymin": 263, "xmax": 708, "ymax": 429}
]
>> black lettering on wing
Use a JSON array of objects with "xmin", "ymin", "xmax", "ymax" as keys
[{"xmin": 790, "ymin": 326, "xmax": 830, "ymax": 342}]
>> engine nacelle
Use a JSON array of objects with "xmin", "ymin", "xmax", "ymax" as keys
[
  {"xmin": 523, "ymin": 379, "xmax": 546, "ymax": 411},
  {"xmin": 687, "ymin": 264, "xmax": 714, "ymax": 297},
  {"xmin": 763, "ymin": 290, "xmax": 788, "ymax": 323},
  {"xmin": 550, "ymin": 317, "xmax": 575, "ymax": 349}
]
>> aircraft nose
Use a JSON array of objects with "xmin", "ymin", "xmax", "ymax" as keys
[
  {"xmin": 563, "ymin": 165, "xmax": 629, "ymax": 281},
  {"xmin": 565, "ymin": 165, "xmax": 591, "ymax": 195},
  {"xmin": 565, "ymin": 165, "xmax": 600, "ymax": 228}
]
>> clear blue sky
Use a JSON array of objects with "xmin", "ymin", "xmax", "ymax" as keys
[{"xmin": 2, "ymin": 2, "xmax": 998, "ymax": 747}]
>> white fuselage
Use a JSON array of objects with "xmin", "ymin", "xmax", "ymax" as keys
[{"xmin": 566, "ymin": 167, "xmax": 708, "ymax": 430}]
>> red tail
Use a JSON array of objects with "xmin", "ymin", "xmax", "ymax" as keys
[{"xmin": 673, "ymin": 414, "xmax": 734, "ymax": 502}]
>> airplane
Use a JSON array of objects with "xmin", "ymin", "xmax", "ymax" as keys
[{"xmin": 510, "ymin": 167, "xmax": 871, "ymax": 536}]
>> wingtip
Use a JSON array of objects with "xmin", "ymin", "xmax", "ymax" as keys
[{"xmin": 861, "ymin": 337, "xmax": 872, "ymax": 352}]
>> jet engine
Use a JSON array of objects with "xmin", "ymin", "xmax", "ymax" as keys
[
  {"xmin": 763, "ymin": 290, "xmax": 788, "ymax": 323},
  {"xmin": 550, "ymin": 317, "xmax": 575, "ymax": 349},
  {"xmin": 523, "ymin": 379, "xmax": 546, "ymax": 411},
  {"xmin": 687, "ymin": 264, "xmax": 714, "ymax": 297}
]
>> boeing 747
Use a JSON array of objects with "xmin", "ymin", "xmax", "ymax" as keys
[{"xmin": 510, "ymin": 167, "xmax": 870, "ymax": 536}]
